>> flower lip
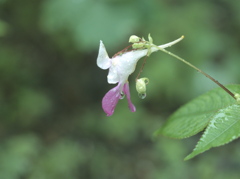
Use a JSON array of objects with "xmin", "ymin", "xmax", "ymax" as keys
[
  {"xmin": 102, "ymin": 83, "xmax": 121, "ymax": 116},
  {"xmin": 102, "ymin": 82, "xmax": 135, "ymax": 116},
  {"xmin": 123, "ymin": 82, "xmax": 136, "ymax": 112}
]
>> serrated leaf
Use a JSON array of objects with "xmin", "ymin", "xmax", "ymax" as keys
[
  {"xmin": 155, "ymin": 84, "xmax": 240, "ymax": 139},
  {"xmin": 185, "ymin": 104, "xmax": 240, "ymax": 160}
]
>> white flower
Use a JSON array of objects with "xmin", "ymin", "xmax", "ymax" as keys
[{"xmin": 97, "ymin": 36, "xmax": 183, "ymax": 116}]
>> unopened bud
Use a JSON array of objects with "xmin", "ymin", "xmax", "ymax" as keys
[
  {"xmin": 129, "ymin": 35, "xmax": 141, "ymax": 43},
  {"xmin": 148, "ymin": 33, "xmax": 153, "ymax": 44},
  {"xmin": 132, "ymin": 42, "xmax": 145, "ymax": 49},
  {"xmin": 235, "ymin": 93, "xmax": 240, "ymax": 104},
  {"xmin": 136, "ymin": 78, "xmax": 149, "ymax": 99}
]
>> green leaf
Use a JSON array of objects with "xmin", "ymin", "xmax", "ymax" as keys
[
  {"xmin": 154, "ymin": 84, "xmax": 240, "ymax": 159},
  {"xmin": 184, "ymin": 104, "xmax": 240, "ymax": 160},
  {"xmin": 155, "ymin": 84, "xmax": 240, "ymax": 139}
]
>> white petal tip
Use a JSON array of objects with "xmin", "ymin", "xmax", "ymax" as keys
[{"xmin": 97, "ymin": 40, "xmax": 111, "ymax": 69}]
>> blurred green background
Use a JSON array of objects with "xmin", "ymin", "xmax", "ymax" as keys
[{"xmin": 1, "ymin": 0, "xmax": 240, "ymax": 178}]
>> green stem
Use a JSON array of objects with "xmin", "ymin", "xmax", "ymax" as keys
[
  {"xmin": 155, "ymin": 45, "xmax": 236, "ymax": 99},
  {"xmin": 135, "ymin": 56, "xmax": 148, "ymax": 81}
]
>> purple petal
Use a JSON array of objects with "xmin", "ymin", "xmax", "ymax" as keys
[
  {"xmin": 123, "ymin": 82, "xmax": 136, "ymax": 112},
  {"xmin": 102, "ymin": 83, "xmax": 121, "ymax": 116}
]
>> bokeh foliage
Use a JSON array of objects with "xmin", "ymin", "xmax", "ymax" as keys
[{"xmin": 1, "ymin": 0, "xmax": 240, "ymax": 178}]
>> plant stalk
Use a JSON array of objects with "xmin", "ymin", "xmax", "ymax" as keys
[{"xmin": 155, "ymin": 45, "xmax": 236, "ymax": 99}]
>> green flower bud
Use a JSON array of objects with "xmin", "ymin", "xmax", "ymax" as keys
[
  {"xmin": 148, "ymin": 33, "xmax": 153, "ymax": 44},
  {"xmin": 132, "ymin": 42, "xmax": 145, "ymax": 49},
  {"xmin": 235, "ymin": 93, "xmax": 240, "ymax": 104},
  {"xmin": 129, "ymin": 35, "xmax": 141, "ymax": 43},
  {"xmin": 136, "ymin": 78, "xmax": 149, "ymax": 99}
]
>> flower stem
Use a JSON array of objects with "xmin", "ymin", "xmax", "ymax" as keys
[
  {"xmin": 135, "ymin": 56, "xmax": 148, "ymax": 81},
  {"xmin": 112, "ymin": 44, "xmax": 132, "ymax": 58},
  {"xmin": 155, "ymin": 44, "xmax": 236, "ymax": 99}
]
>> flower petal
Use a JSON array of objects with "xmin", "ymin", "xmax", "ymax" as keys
[
  {"xmin": 107, "ymin": 66, "xmax": 119, "ymax": 84},
  {"xmin": 110, "ymin": 50, "xmax": 147, "ymax": 84},
  {"xmin": 97, "ymin": 41, "xmax": 111, "ymax": 70},
  {"xmin": 102, "ymin": 83, "xmax": 121, "ymax": 116},
  {"xmin": 123, "ymin": 82, "xmax": 136, "ymax": 112}
]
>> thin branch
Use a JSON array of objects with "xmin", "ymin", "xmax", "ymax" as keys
[
  {"xmin": 154, "ymin": 45, "xmax": 236, "ymax": 99},
  {"xmin": 135, "ymin": 56, "xmax": 148, "ymax": 81}
]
